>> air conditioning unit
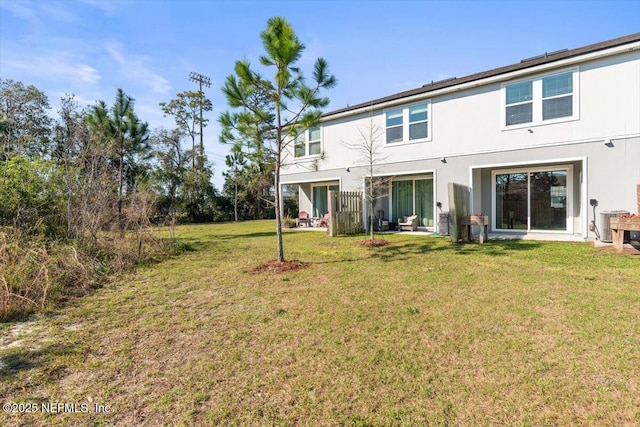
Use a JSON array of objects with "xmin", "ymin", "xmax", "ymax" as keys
[
  {"xmin": 599, "ymin": 210, "xmax": 629, "ymax": 242},
  {"xmin": 438, "ymin": 212, "xmax": 450, "ymax": 236}
]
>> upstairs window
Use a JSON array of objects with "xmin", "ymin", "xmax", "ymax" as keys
[
  {"xmin": 409, "ymin": 104, "xmax": 428, "ymax": 140},
  {"xmin": 503, "ymin": 69, "xmax": 577, "ymax": 128},
  {"xmin": 308, "ymin": 126, "xmax": 321, "ymax": 155},
  {"xmin": 542, "ymin": 72, "xmax": 573, "ymax": 120},
  {"xmin": 386, "ymin": 102, "xmax": 430, "ymax": 144},
  {"xmin": 386, "ymin": 109, "xmax": 403, "ymax": 143},
  {"xmin": 294, "ymin": 132, "xmax": 305, "ymax": 157},
  {"xmin": 506, "ymin": 81, "xmax": 533, "ymax": 125},
  {"xmin": 293, "ymin": 125, "xmax": 322, "ymax": 157}
]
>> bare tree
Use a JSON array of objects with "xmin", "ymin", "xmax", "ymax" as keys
[{"xmin": 343, "ymin": 112, "xmax": 391, "ymax": 240}]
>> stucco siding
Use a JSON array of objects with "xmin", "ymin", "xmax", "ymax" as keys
[{"xmin": 280, "ymin": 37, "xmax": 639, "ymax": 240}]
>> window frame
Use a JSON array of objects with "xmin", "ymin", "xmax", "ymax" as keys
[
  {"xmin": 385, "ymin": 101, "xmax": 431, "ymax": 145},
  {"xmin": 293, "ymin": 125, "xmax": 323, "ymax": 158},
  {"xmin": 308, "ymin": 125, "xmax": 321, "ymax": 155},
  {"xmin": 491, "ymin": 164, "xmax": 573, "ymax": 234},
  {"xmin": 390, "ymin": 176, "xmax": 435, "ymax": 228},
  {"xmin": 501, "ymin": 68, "xmax": 579, "ymax": 130},
  {"xmin": 294, "ymin": 132, "xmax": 306, "ymax": 157}
]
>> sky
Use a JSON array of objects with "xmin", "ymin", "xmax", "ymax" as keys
[{"xmin": 1, "ymin": 0, "xmax": 639, "ymax": 190}]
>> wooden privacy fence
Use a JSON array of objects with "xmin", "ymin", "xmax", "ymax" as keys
[
  {"xmin": 448, "ymin": 182, "xmax": 470, "ymax": 243},
  {"xmin": 328, "ymin": 190, "xmax": 363, "ymax": 236}
]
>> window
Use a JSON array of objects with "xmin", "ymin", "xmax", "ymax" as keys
[
  {"xmin": 506, "ymin": 81, "xmax": 533, "ymax": 125},
  {"xmin": 293, "ymin": 126, "xmax": 322, "ymax": 157},
  {"xmin": 312, "ymin": 184, "xmax": 339, "ymax": 217},
  {"xmin": 493, "ymin": 167, "xmax": 572, "ymax": 233},
  {"xmin": 503, "ymin": 69, "xmax": 577, "ymax": 128},
  {"xmin": 542, "ymin": 72, "xmax": 573, "ymax": 120},
  {"xmin": 386, "ymin": 102, "xmax": 430, "ymax": 144},
  {"xmin": 386, "ymin": 109, "xmax": 403, "ymax": 143},
  {"xmin": 409, "ymin": 104, "xmax": 428, "ymax": 140},
  {"xmin": 308, "ymin": 126, "xmax": 321, "ymax": 155},
  {"xmin": 294, "ymin": 132, "xmax": 305, "ymax": 157},
  {"xmin": 391, "ymin": 178, "xmax": 434, "ymax": 227}
]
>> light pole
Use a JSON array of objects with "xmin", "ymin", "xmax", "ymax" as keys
[{"xmin": 189, "ymin": 71, "xmax": 211, "ymax": 169}]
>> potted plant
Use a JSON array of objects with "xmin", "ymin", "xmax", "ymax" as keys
[{"xmin": 283, "ymin": 216, "xmax": 297, "ymax": 228}]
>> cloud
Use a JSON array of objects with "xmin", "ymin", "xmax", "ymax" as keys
[
  {"xmin": 106, "ymin": 42, "xmax": 126, "ymax": 65},
  {"xmin": 0, "ymin": 0, "xmax": 39, "ymax": 26},
  {"xmin": 104, "ymin": 41, "xmax": 172, "ymax": 95},
  {"xmin": 40, "ymin": 2, "xmax": 76, "ymax": 23},
  {"xmin": 80, "ymin": 0, "xmax": 120, "ymax": 15},
  {"xmin": 76, "ymin": 64, "xmax": 101, "ymax": 83},
  {"xmin": 0, "ymin": 0, "xmax": 79, "ymax": 26},
  {"xmin": 3, "ymin": 52, "xmax": 101, "ymax": 84}
]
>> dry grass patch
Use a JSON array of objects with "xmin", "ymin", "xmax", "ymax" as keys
[
  {"xmin": 1, "ymin": 221, "xmax": 639, "ymax": 426},
  {"xmin": 359, "ymin": 238, "xmax": 389, "ymax": 247},
  {"xmin": 249, "ymin": 260, "xmax": 307, "ymax": 274}
]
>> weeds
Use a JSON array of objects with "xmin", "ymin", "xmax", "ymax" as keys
[{"xmin": 0, "ymin": 226, "xmax": 174, "ymax": 321}]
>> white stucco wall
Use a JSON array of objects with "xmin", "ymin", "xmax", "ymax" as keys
[{"xmin": 281, "ymin": 47, "xmax": 639, "ymax": 178}]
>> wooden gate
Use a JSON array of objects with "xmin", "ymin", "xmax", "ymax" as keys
[{"xmin": 328, "ymin": 190, "xmax": 363, "ymax": 236}]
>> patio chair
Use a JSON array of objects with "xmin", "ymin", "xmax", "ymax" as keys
[
  {"xmin": 319, "ymin": 212, "xmax": 330, "ymax": 227},
  {"xmin": 398, "ymin": 215, "xmax": 418, "ymax": 231},
  {"xmin": 297, "ymin": 211, "xmax": 310, "ymax": 227}
]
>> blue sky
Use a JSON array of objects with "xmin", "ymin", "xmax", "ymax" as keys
[{"xmin": 1, "ymin": 0, "xmax": 639, "ymax": 190}]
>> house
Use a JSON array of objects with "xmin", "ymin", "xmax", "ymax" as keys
[{"xmin": 280, "ymin": 33, "xmax": 640, "ymax": 241}]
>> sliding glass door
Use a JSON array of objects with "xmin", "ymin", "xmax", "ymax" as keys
[
  {"xmin": 530, "ymin": 171, "xmax": 567, "ymax": 231},
  {"xmin": 415, "ymin": 179, "xmax": 434, "ymax": 227},
  {"xmin": 392, "ymin": 180, "xmax": 413, "ymax": 220},
  {"xmin": 494, "ymin": 167, "xmax": 570, "ymax": 232},
  {"xmin": 312, "ymin": 184, "xmax": 339, "ymax": 218},
  {"xmin": 391, "ymin": 178, "xmax": 434, "ymax": 227}
]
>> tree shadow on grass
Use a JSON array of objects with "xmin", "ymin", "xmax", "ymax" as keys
[
  {"xmin": 304, "ymin": 256, "xmax": 372, "ymax": 266},
  {"xmin": 367, "ymin": 237, "xmax": 546, "ymax": 262},
  {"xmin": 172, "ymin": 231, "xmax": 278, "ymax": 252},
  {"xmin": 0, "ymin": 341, "xmax": 84, "ymax": 382}
]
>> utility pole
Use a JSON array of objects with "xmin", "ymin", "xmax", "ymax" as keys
[{"xmin": 189, "ymin": 71, "xmax": 211, "ymax": 170}]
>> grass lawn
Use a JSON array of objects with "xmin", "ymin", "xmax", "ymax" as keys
[{"xmin": 1, "ymin": 220, "xmax": 638, "ymax": 426}]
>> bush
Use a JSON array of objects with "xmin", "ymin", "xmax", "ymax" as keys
[{"xmin": 0, "ymin": 157, "xmax": 65, "ymax": 236}]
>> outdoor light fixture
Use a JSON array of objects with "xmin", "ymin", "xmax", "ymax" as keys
[
  {"xmin": 604, "ymin": 139, "xmax": 614, "ymax": 147},
  {"xmin": 528, "ymin": 128, "xmax": 534, "ymax": 133},
  {"xmin": 440, "ymin": 157, "xmax": 447, "ymax": 163},
  {"xmin": 345, "ymin": 167, "xmax": 350, "ymax": 172}
]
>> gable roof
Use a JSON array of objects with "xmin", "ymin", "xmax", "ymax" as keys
[{"xmin": 324, "ymin": 32, "xmax": 640, "ymax": 119}]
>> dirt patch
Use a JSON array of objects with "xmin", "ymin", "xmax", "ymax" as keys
[
  {"xmin": 249, "ymin": 260, "xmax": 307, "ymax": 274},
  {"xmin": 359, "ymin": 239, "xmax": 389, "ymax": 247}
]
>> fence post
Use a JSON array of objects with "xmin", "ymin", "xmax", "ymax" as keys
[
  {"xmin": 448, "ymin": 182, "xmax": 470, "ymax": 243},
  {"xmin": 328, "ymin": 190, "xmax": 337, "ymax": 237}
]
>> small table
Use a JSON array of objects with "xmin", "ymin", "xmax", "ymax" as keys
[
  {"xmin": 610, "ymin": 217, "xmax": 640, "ymax": 253},
  {"xmin": 461, "ymin": 215, "xmax": 489, "ymax": 244}
]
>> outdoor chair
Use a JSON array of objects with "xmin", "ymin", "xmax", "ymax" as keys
[
  {"xmin": 319, "ymin": 212, "xmax": 330, "ymax": 227},
  {"xmin": 297, "ymin": 211, "xmax": 310, "ymax": 227},
  {"xmin": 398, "ymin": 215, "xmax": 418, "ymax": 231}
]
